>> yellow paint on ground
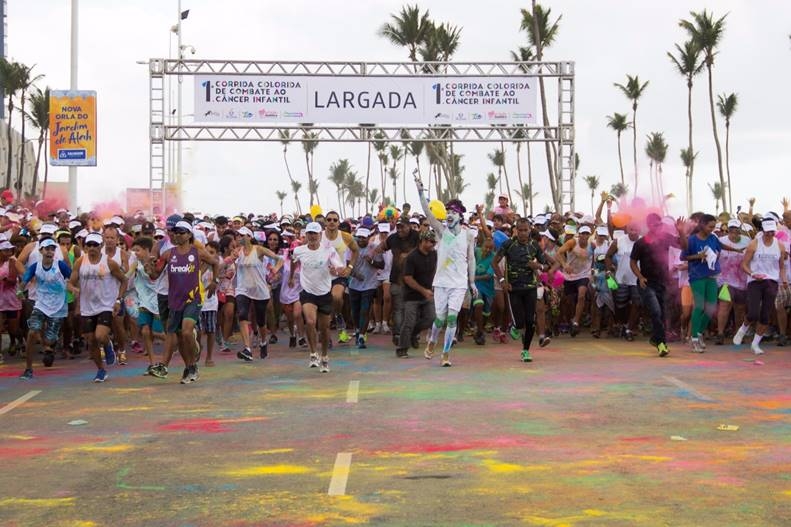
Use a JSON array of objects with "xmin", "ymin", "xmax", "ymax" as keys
[
  {"xmin": 584, "ymin": 509, "xmax": 608, "ymax": 516},
  {"xmin": 4, "ymin": 434, "xmax": 36, "ymax": 440},
  {"xmin": 252, "ymin": 448, "xmax": 294, "ymax": 455},
  {"xmin": 0, "ymin": 497, "xmax": 75, "ymax": 507},
  {"xmin": 224, "ymin": 464, "xmax": 314, "ymax": 477},
  {"xmin": 781, "ymin": 490, "xmax": 791, "ymax": 497},
  {"xmin": 617, "ymin": 454, "xmax": 672, "ymax": 462},
  {"xmin": 104, "ymin": 406, "xmax": 154, "ymax": 412},
  {"xmin": 308, "ymin": 495, "xmax": 384, "ymax": 525},
  {"xmin": 70, "ymin": 444, "xmax": 134, "ymax": 453},
  {"xmin": 482, "ymin": 459, "xmax": 526, "ymax": 473}
]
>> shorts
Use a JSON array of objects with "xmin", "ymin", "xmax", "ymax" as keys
[
  {"xmin": 200, "ymin": 310, "xmax": 217, "ymax": 333},
  {"xmin": 166, "ymin": 301, "xmax": 202, "ymax": 334},
  {"xmin": 300, "ymin": 291, "xmax": 333, "ymax": 316},
  {"xmin": 719, "ymin": 284, "xmax": 747, "ymax": 305},
  {"xmin": 157, "ymin": 294, "xmax": 170, "ymax": 326},
  {"xmin": 614, "ymin": 284, "xmax": 641, "ymax": 309},
  {"xmin": 137, "ymin": 308, "xmax": 157, "ymax": 328},
  {"xmin": 28, "ymin": 308, "xmax": 64, "ymax": 344},
  {"xmin": 680, "ymin": 285, "xmax": 693, "ymax": 307},
  {"xmin": 0, "ymin": 309, "xmax": 19, "ymax": 320},
  {"xmin": 462, "ymin": 290, "xmax": 472, "ymax": 310},
  {"xmin": 81, "ymin": 311, "xmax": 113, "ymax": 334},
  {"xmin": 775, "ymin": 284, "xmax": 791, "ymax": 309},
  {"xmin": 236, "ymin": 295, "xmax": 269, "ymax": 327},
  {"xmin": 472, "ymin": 292, "xmax": 494, "ymax": 315},
  {"xmin": 331, "ymin": 277, "xmax": 348, "ymax": 289},
  {"xmin": 564, "ymin": 278, "xmax": 590, "ymax": 297},
  {"xmin": 433, "ymin": 286, "xmax": 466, "ymax": 315}
]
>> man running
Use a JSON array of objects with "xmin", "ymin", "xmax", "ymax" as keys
[
  {"xmin": 320, "ymin": 211, "xmax": 359, "ymax": 344},
  {"xmin": 397, "ymin": 229, "xmax": 438, "ymax": 358}
]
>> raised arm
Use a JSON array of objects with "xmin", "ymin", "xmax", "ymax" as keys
[{"xmin": 414, "ymin": 170, "xmax": 444, "ymax": 235}]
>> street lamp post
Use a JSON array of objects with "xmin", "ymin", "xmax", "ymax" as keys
[{"xmin": 69, "ymin": 0, "xmax": 78, "ymax": 211}]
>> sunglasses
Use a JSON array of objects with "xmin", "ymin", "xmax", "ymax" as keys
[
  {"xmin": 154, "ymin": 235, "xmax": 164, "ymax": 240},
  {"xmin": 42, "ymin": 246, "xmax": 56, "ymax": 251},
  {"xmin": 326, "ymin": 218, "xmax": 339, "ymax": 223},
  {"xmin": 85, "ymin": 242, "xmax": 101, "ymax": 248},
  {"xmin": 173, "ymin": 229, "xmax": 189, "ymax": 235}
]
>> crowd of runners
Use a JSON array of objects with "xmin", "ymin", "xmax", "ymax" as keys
[{"xmin": 1, "ymin": 180, "xmax": 790, "ymax": 384}]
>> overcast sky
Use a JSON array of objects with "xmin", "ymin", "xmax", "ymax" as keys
[{"xmin": 9, "ymin": 0, "xmax": 791, "ymax": 217}]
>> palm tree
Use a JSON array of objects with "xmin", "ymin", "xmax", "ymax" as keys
[
  {"xmin": 344, "ymin": 170, "xmax": 362, "ymax": 217},
  {"xmin": 510, "ymin": 48, "xmax": 535, "ymax": 216},
  {"xmin": 613, "ymin": 75, "xmax": 649, "ymax": 193},
  {"xmin": 680, "ymin": 147, "xmax": 697, "ymax": 213},
  {"xmin": 0, "ymin": 59, "xmax": 24, "ymax": 189},
  {"xmin": 708, "ymin": 181, "xmax": 723, "ymax": 214},
  {"xmin": 717, "ymin": 92, "xmax": 738, "ymax": 213},
  {"xmin": 680, "ymin": 10, "xmax": 728, "ymax": 212},
  {"xmin": 515, "ymin": 183, "xmax": 539, "ymax": 215},
  {"xmin": 610, "ymin": 182, "xmax": 629, "ymax": 200},
  {"xmin": 301, "ymin": 127, "xmax": 319, "ymax": 206},
  {"xmin": 645, "ymin": 132, "xmax": 669, "ymax": 204},
  {"xmin": 605, "ymin": 112, "xmax": 630, "ymax": 185},
  {"xmin": 521, "ymin": 2, "xmax": 562, "ymax": 209},
  {"xmin": 377, "ymin": 4, "xmax": 431, "ymax": 63},
  {"xmin": 372, "ymin": 131, "xmax": 388, "ymax": 204},
  {"xmin": 368, "ymin": 188, "xmax": 380, "ymax": 212},
  {"xmin": 27, "ymin": 86, "xmax": 49, "ymax": 197},
  {"xmin": 668, "ymin": 40, "xmax": 704, "ymax": 214},
  {"xmin": 275, "ymin": 190, "xmax": 287, "ymax": 216},
  {"xmin": 14, "ymin": 64, "xmax": 43, "ymax": 194},
  {"xmin": 329, "ymin": 158, "xmax": 351, "ymax": 218},
  {"xmin": 279, "ymin": 129, "xmax": 301, "ymax": 214},
  {"xmin": 485, "ymin": 172, "xmax": 498, "ymax": 211},
  {"xmin": 389, "ymin": 144, "xmax": 403, "ymax": 203},
  {"xmin": 409, "ymin": 139, "xmax": 424, "ymax": 197},
  {"xmin": 487, "ymin": 148, "xmax": 505, "ymax": 197},
  {"xmin": 583, "ymin": 175, "xmax": 600, "ymax": 214}
]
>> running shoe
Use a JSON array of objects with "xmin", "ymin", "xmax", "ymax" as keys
[
  {"xmin": 320, "ymin": 359, "xmax": 330, "ymax": 373},
  {"xmin": 20, "ymin": 368, "xmax": 33, "ymax": 380},
  {"xmin": 520, "ymin": 350, "xmax": 533, "ymax": 362},
  {"xmin": 752, "ymin": 343, "xmax": 765, "ymax": 356},
  {"xmin": 474, "ymin": 332, "xmax": 486, "ymax": 346},
  {"xmin": 381, "ymin": 322, "xmax": 391, "ymax": 334},
  {"xmin": 220, "ymin": 346, "xmax": 232, "ymax": 354},
  {"xmin": 492, "ymin": 328, "xmax": 503, "ymax": 342},
  {"xmin": 690, "ymin": 338, "xmax": 704, "ymax": 353},
  {"xmin": 657, "ymin": 342, "xmax": 669, "ymax": 357},
  {"xmin": 188, "ymin": 365, "xmax": 200, "ymax": 382},
  {"xmin": 259, "ymin": 343, "xmax": 269, "ymax": 359},
  {"xmin": 309, "ymin": 353, "xmax": 320, "ymax": 368},
  {"xmin": 118, "ymin": 351, "xmax": 128, "ymax": 366},
  {"xmin": 150, "ymin": 363, "xmax": 168, "ymax": 378},
  {"xmin": 104, "ymin": 342, "xmax": 116, "ymax": 366},
  {"xmin": 396, "ymin": 348, "xmax": 409, "ymax": 358},
  {"xmin": 357, "ymin": 334, "xmax": 367, "ymax": 349},
  {"xmin": 298, "ymin": 337, "xmax": 307, "ymax": 348},
  {"xmin": 42, "ymin": 351, "xmax": 55, "ymax": 367},
  {"xmin": 624, "ymin": 329, "xmax": 635, "ymax": 342},
  {"xmin": 441, "ymin": 352, "xmax": 452, "ymax": 367},
  {"xmin": 237, "ymin": 348, "xmax": 253, "ymax": 362},
  {"xmin": 697, "ymin": 335, "xmax": 707, "ymax": 350},
  {"xmin": 143, "ymin": 365, "xmax": 155, "ymax": 376},
  {"xmin": 733, "ymin": 325, "xmax": 748, "ymax": 345},
  {"xmin": 538, "ymin": 335, "xmax": 551, "ymax": 348},
  {"xmin": 130, "ymin": 341, "xmax": 144, "ymax": 354},
  {"xmin": 509, "ymin": 326, "xmax": 520, "ymax": 340},
  {"xmin": 179, "ymin": 367, "xmax": 190, "ymax": 384},
  {"xmin": 570, "ymin": 323, "xmax": 580, "ymax": 337},
  {"xmin": 338, "ymin": 329, "xmax": 351, "ymax": 344},
  {"xmin": 289, "ymin": 336, "xmax": 297, "ymax": 348},
  {"xmin": 93, "ymin": 369, "xmax": 108, "ymax": 383}
]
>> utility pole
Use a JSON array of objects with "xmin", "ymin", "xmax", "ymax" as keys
[{"xmin": 69, "ymin": 0, "xmax": 78, "ymax": 210}]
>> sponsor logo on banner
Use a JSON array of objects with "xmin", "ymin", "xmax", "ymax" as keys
[
  {"xmin": 258, "ymin": 109, "xmax": 279, "ymax": 118},
  {"xmin": 471, "ymin": 112, "xmax": 483, "ymax": 120},
  {"xmin": 49, "ymin": 90, "xmax": 97, "ymax": 167},
  {"xmin": 488, "ymin": 111, "xmax": 508, "ymax": 120}
]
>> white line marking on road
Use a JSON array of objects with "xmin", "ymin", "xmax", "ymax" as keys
[
  {"xmin": 346, "ymin": 381, "xmax": 359, "ymax": 403},
  {"xmin": 663, "ymin": 375, "xmax": 715, "ymax": 402},
  {"xmin": 0, "ymin": 390, "xmax": 41, "ymax": 416},
  {"xmin": 328, "ymin": 452, "xmax": 353, "ymax": 496}
]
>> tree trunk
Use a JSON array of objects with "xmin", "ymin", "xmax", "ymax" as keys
[
  {"xmin": 686, "ymin": 80, "xmax": 694, "ymax": 214},
  {"xmin": 706, "ymin": 62, "xmax": 727, "ymax": 213},
  {"xmin": 364, "ymin": 141, "xmax": 371, "ymax": 213},
  {"xmin": 632, "ymin": 103, "xmax": 639, "ymax": 195},
  {"xmin": 17, "ymin": 91, "xmax": 26, "ymax": 194},
  {"xmin": 43, "ymin": 151, "xmax": 49, "ymax": 199},
  {"xmin": 5, "ymin": 100, "xmax": 14, "ymax": 189},
  {"xmin": 379, "ymin": 158, "xmax": 386, "ymax": 205},
  {"xmin": 527, "ymin": 142, "xmax": 534, "ymax": 216},
  {"xmin": 531, "ymin": 0, "xmax": 558, "ymax": 211},
  {"xmin": 501, "ymin": 142, "xmax": 514, "ymax": 208},
  {"xmin": 33, "ymin": 130, "xmax": 44, "ymax": 197},
  {"xmin": 616, "ymin": 131, "xmax": 625, "ymax": 185},
  {"xmin": 725, "ymin": 122, "xmax": 732, "ymax": 213},
  {"xmin": 283, "ymin": 145, "xmax": 300, "ymax": 214},
  {"xmin": 402, "ymin": 150, "xmax": 407, "ymax": 206},
  {"xmin": 515, "ymin": 142, "xmax": 526, "ymax": 215}
]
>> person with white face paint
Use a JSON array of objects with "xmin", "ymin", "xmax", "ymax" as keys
[{"xmin": 414, "ymin": 174, "xmax": 477, "ymax": 367}]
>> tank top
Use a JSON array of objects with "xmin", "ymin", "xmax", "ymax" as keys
[
  {"xmin": 434, "ymin": 227, "xmax": 473, "ymax": 289},
  {"xmin": 563, "ymin": 238, "xmax": 593, "ymax": 282},
  {"xmin": 615, "ymin": 235, "xmax": 638, "ymax": 286},
  {"xmin": 79, "ymin": 253, "xmax": 120, "ymax": 317},
  {"xmin": 201, "ymin": 267, "xmax": 219, "ymax": 311},
  {"xmin": 321, "ymin": 231, "xmax": 349, "ymax": 263},
  {"xmin": 26, "ymin": 240, "xmax": 65, "ymax": 301},
  {"xmin": 0, "ymin": 260, "xmax": 21, "ymax": 311},
  {"xmin": 748, "ymin": 237, "xmax": 781, "ymax": 283},
  {"xmin": 235, "ymin": 247, "xmax": 271, "ymax": 300},
  {"xmin": 33, "ymin": 262, "xmax": 68, "ymax": 318},
  {"xmin": 167, "ymin": 246, "xmax": 202, "ymax": 310}
]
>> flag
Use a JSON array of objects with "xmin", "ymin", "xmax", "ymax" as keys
[{"xmin": 180, "ymin": 9, "xmax": 190, "ymax": 20}]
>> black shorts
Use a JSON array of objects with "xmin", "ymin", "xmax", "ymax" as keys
[
  {"xmin": 331, "ymin": 277, "xmax": 348, "ymax": 289},
  {"xmin": 81, "ymin": 311, "xmax": 113, "ymax": 334},
  {"xmin": 300, "ymin": 291, "xmax": 333, "ymax": 316},
  {"xmin": 0, "ymin": 309, "xmax": 18, "ymax": 320},
  {"xmin": 157, "ymin": 294, "xmax": 170, "ymax": 326},
  {"xmin": 564, "ymin": 278, "xmax": 590, "ymax": 297}
]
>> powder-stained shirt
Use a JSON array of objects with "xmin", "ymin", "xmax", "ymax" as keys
[{"xmin": 497, "ymin": 238, "xmax": 546, "ymax": 291}]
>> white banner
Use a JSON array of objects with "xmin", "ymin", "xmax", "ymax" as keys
[{"xmin": 193, "ymin": 75, "xmax": 536, "ymax": 125}]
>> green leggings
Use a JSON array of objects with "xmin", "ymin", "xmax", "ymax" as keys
[{"xmin": 691, "ymin": 277, "xmax": 718, "ymax": 338}]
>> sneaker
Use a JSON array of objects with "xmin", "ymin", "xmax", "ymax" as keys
[
  {"xmin": 690, "ymin": 338, "xmax": 704, "ymax": 353},
  {"xmin": 259, "ymin": 343, "xmax": 269, "ymax": 359},
  {"xmin": 189, "ymin": 365, "xmax": 200, "ymax": 382},
  {"xmin": 320, "ymin": 359, "xmax": 330, "ymax": 373},
  {"xmin": 396, "ymin": 348, "xmax": 409, "ymax": 358},
  {"xmin": 237, "ymin": 348, "xmax": 253, "ymax": 362},
  {"xmin": 143, "ymin": 365, "xmax": 153, "ymax": 376},
  {"xmin": 338, "ymin": 329, "xmax": 351, "ymax": 344},
  {"xmin": 520, "ymin": 350, "xmax": 533, "ymax": 362},
  {"xmin": 657, "ymin": 342, "xmax": 669, "ymax": 357},
  {"xmin": 441, "ymin": 353, "xmax": 452, "ymax": 367},
  {"xmin": 289, "ymin": 336, "xmax": 297, "ymax": 348},
  {"xmin": 150, "ymin": 363, "xmax": 168, "ymax": 378},
  {"xmin": 381, "ymin": 322, "xmax": 391, "ymax": 334},
  {"xmin": 118, "ymin": 351, "xmax": 128, "ymax": 366},
  {"xmin": 93, "ymin": 369, "xmax": 108, "ymax": 383},
  {"xmin": 509, "ymin": 326, "xmax": 520, "ymax": 340},
  {"xmin": 624, "ymin": 329, "xmax": 635, "ymax": 342},
  {"xmin": 104, "ymin": 342, "xmax": 116, "ymax": 366},
  {"xmin": 733, "ymin": 325, "xmax": 748, "ymax": 346},
  {"xmin": 298, "ymin": 337, "xmax": 307, "ymax": 348},
  {"xmin": 130, "ymin": 341, "xmax": 144, "ymax": 354},
  {"xmin": 372, "ymin": 322, "xmax": 382, "ymax": 334},
  {"xmin": 269, "ymin": 334, "xmax": 278, "ymax": 344},
  {"xmin": 697, "ymin": 335, "xmax": 707, "ymax": 350},
  {"xmin": 220, "ymin": 346, "xmax": 232, "ymax": 354},
  {"xmin": 570, "ymin": 323, "xmax": 579, "ymax": 337},
  {"xmin": 20, "ymin": 368, "xmax": 33, "ymax": 380},
  {"xmin": 752, "ymin": 343, "xmax": 765, "ymax": 356},
  {"xmin": 42, "ymin": 351, "xmax": 55, "ymax": 367},
  {"xmin": 474, "ymin": 332, "xmax": 486, "ymax": 346},
  {"xmin": 777, "ymin": 335, "xmax": 788, "ymax": 347},
  {"xmin": 357, "ymin": 334, "xmax": 367, "ymax": 349},
  {"xmin": 180, "ymin": 367, "xmax": 190, "ymax": 384},
  {"xmin": 538, "ymin": 335, "xmax": 551, "ymax": 348},
  {"xmin": 492, "ymin": 328, "xmax": 503, "ymax": 342},
  {"xmin": 424, "ymin": 341, "xmax": 435, "ymax": 360},
  {"xmin": 309, "ymin": 353, "xmax": 320, "ymax": 368}
]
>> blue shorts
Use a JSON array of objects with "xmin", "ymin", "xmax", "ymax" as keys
[
  {"xmin": 166, "ymin": 301, "xmax": 202, "ymax": 334},
  {"xmin": 28, "ymin": 308, "xmax": 64, "ymax": 345},
  {"xmin": 472, "ymin": 292, "xmax": 494, "ymax": 316},
  {"xmin": 137, "ymin": 308, "xmax": 158, "ymax": 328}
]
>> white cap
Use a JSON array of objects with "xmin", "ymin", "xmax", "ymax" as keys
[
  {"xmin": 154, "ymin": 229, "xmax": 166, "ymax": 238},
  {"xmin": 727, "ymin": 219, "xmax": 742, "ymax": 229},
  {"xmin": 354, "ymin": 228, "xmax": 371, "ymax": 238},
  {"xmin": 131, "ymin": 224, "xmax": 142, "ymax": 233},
  {"xmin": 282, "ymin": 230, "xmax": 295, "ymax": 237},
  {"xmin": 39, "ymin": 223, "xmax": 57, "ymax": 235},
  {"xmin": 305, "ymin": 222, "xmax": 322, "ymax": 234},
  {"xmin": 485, "ymin": 220, "xmax": 494, "ymax": 228},
  {"xmin": 540, "ymin": 230, "xmax": 556, "ymax": 242},
  {"xmin": 409, "ymin": 217, "xmax": 420, "ymax": 225},
  {"xmin": 39, "ymin": 238, "xmax": 57, "ymax": 249},
  {"xmin": 742, "ymin": 223, "xmax": 754, "ymax": 232},
  {"xmin": 238, "ymin": 226, "xmax": 253, "ymax": 237},
  {"xmin": 762, "ymin": 220, "xmax": 778, "ymax": 232},
  {"xmin": 76, "ymin": 229, "xmax": 89, "ymax": 239},
  {"xmin": 110, "ymin": 215, "xmax": 125, "ymax": 226},
  {"xmin": 85, "ymin": 232, "xmax": 103, "ymax": 245},
  {"xmin": 595, "ymin": 226, "xmax": 609, "ymax": 237},
  {"xmin": 581, "ymin": 214, "xmax": 595, "ymax": 225},
  {"xmin": 174, "ymin": 221, "xmax": 193, "ymax": 233},
  {"xmin": 263, "ymin": 223, "xmax": 280, "ymax": 232},
  {"xmin": 0, "ymin": 240, "xmax": 13, "ymax": 250},
  {"xmin": 377, "ymin": 223, "xmax": 391, "ymax": 233},
  {"xmin": 578, "ymin": 225, "xmax": 592, "ymax": 235},
  {"xmin": 68, "ymin": 220, "xmax": 82, "ymax": 230},
  {"xmin": 564, "ymin": 224, "xmax": 577, "ymax": 235}
]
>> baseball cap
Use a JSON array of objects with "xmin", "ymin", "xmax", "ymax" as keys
[
  {"xmin": 85, "ymin": 232, "xmax": 103, "ymax": 245},
  {"xmin": 578, "ymin": 225, "xmax": 592, "ymax": 235},
  {"xmin": 595, "ymin": 226, "xmax": 609, "ymax": 237},
  {"xmin": 174, "ymin": 221, "xmax": 193, "ymax": 233},
  {"xmin": 305, "ymin": 222, "xmax": 322, "ymax": 234},
  {"xmin": 540, "ymin": 230, "xmax": 556, "ymax": 242},
  {"xmin": 409, "ymin": 217, "xmax": 420, "ymax": 225},
  {"xmin": 154, "ymin": 229, "xmax": 166, "ymax": 238},
  {"xmin": 419, "ymin": 229, "xmax": 437, "ymax": 242},
  {"xmin": 497, "ymin": 193, "xmax": 508, "ymax": 200},
  {"xmin": 39, "ymin": 238, "xmax": 57, "ymax": 249},
  {"xmin": 76, "ymin": 229, "xmax": 89, "ymax": 239},
  {"xmin": 68, "ymin": 220, "xmax": 82, "ymax": 230},
  {"xmin": 141, "ymin": 221, "xmax": 155, "ymax": 232},
  {"xmin": 166, "ymin": 214, "xmax": 182, "ymax": 230},
  {"xmin": 564, "ymin": 224, "xmax": 578, "ymax": 235},
  {"xmin": 238, "ymin": 226, "xmax": 253, "ymax": 237},
  {"xmin": 0, "ymin": 240, "xmax": 13, "ymax": 251},
  {"xmin": 39, "ymin": 223, "xmax": 57, "ymax": 235},
  {"xmin": 131, "ymin": 224, "xmax": 142, "ymax": 233},
  {"xmin": 727, "ymin": 219, "xmax": 741, "ymax": 229},
  {"xmin": 762, "ymin": 220, "xmax": 778, "ymax": 232},
  {"xmin": 354, "ymin": 227, "xmax": 371, "ymax": 238},
  {"xmin": 110, "ymin": 215, "xmax": 125, "ymax": 226},
  {"xmin": 377, "ymin": 223, "xmax": 391, "ymax": 234}
]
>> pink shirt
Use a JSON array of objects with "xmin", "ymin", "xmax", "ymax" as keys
[{"xmin": 0, "ymin": 260, "xmax": 22, "ymax": 312}]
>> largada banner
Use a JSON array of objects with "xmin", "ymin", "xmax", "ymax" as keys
[
  {"xmin": 193, "ymin": 75, "xmax": 536, "ymax": 125},
  {"xmin": 49, "ymin": 90, "xmax": 97, "ymax": 166}
]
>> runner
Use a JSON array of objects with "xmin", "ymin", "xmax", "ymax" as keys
[
  {"xmin": 0, "ymin": 239, "xmax": 21, "ymax": 364},
  {"xmin": 289, "ymin": 222, "xmax": 348, "ymax": 373},
  {"xmin": 605, "ymin": 222, "xmax": 642, "ymax": 341},
  {"xmin": 715, "ymin": 219, "xmax": 750, "ymax": 344},
  {"xmin": 397, "ymin": 229, "xmax": 438, "ymax": 358},
  {"xmin": 103, "ymin": 226, "xmax": 130, "ymax": 364},
  {"xmin": 556, "ymin": 224, "xmax": 593, "ymax": 337},
  {"xmin": 69, "ymin": 233, "xmax": 128, "ymax": 383},
  {"xmin": 129, "ymin": 236, "xmax": 160, "ymax": 375},
  {"xmin": 320, "ymin": 210, "xmax": 359, "ymax": 345},
  {"xmin": 347, "ymin": 227, "xmax": 383, "ymax": 349}
]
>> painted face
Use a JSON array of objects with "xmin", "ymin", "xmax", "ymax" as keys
[{"xmin": 446, "ymin": 210, "xmax": 461, "ymax": 229}]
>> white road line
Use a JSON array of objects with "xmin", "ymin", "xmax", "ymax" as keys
[
  {"xmin": 328, "ymin": 452, "xmax": 353, "ymax": 495},
  {"xmin": 0, "ymin": 390, "xmax": 41, "ymax": 416},
  {"xmin": 663, "ymin": 375, "xmax": 715, "ymax": 402},
  {"xmin": 346, "ymin": 381, "xmax": 359, "ymax": 403}
]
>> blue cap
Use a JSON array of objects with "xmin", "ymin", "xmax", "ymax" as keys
[{"xmin": 166, "ymin": 214, "xmax": 182, "ymax": 230}]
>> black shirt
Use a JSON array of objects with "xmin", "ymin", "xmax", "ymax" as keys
[
  {"xmin": 403, "ymin": 248, "xmax": 437, "ymax": 302},
  {"xmin": 384, "ymin": 230, "xmax": 420, "ymax": 283},
  {"xmin": 630, "ymin": 233, "xmax": 675, "ymax": 285},
  {"xmin": 497, "ymin": 238, "xmax": 546, "ymax": 290}
]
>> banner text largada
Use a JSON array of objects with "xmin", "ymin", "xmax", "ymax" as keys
[
  {"xmin": 193, "ymin": 75, "xmax": 536, "ymax": 125},
  {"xmin": 49, "ymin": 90, "xmax": 97, "ymax": 167}
]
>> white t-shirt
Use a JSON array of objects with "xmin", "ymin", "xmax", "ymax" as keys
[
  {"xmin": 433, "ymin": 226, "xmax": 475, "ymax": 289},
  {"xmin": 291, "ymin": 245, "xmax": 344, "ymax": 296}
]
